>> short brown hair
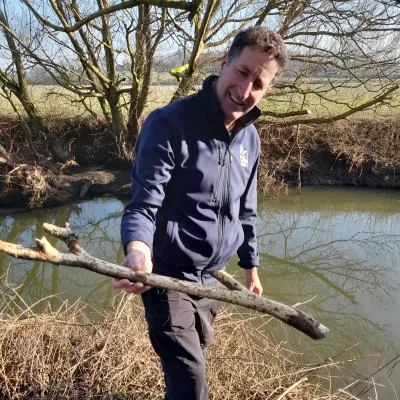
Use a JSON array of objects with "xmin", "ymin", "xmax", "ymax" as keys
[{"xmin": 227, "ymin": 26, "xmax": 288, "ymax": 75}]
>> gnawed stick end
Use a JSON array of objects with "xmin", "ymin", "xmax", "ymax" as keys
[
  {"xmin": 0, "ymin": 240, "xmax": 25, "ymax": 257},
  {"xmin": 290, "ymin": 311, "xmax": 329, "ymax": 340},
  {"xmin": 307, "ymin": 323, "xmax": 329, "ymax": 340},
  {"xmin": 42, "ymin": 223, "xmax": 81, "ymax": 250},
  {"xmin": 43, "ymin": 222, "xmax": 73, "ymax": 238},
  {"xmin": 0, "ymin": 239, "xmax": 60, "ymax": 263}
]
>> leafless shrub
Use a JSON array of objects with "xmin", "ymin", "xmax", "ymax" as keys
[{"xmin": 323, "ymin": 117, "xmax": 400, "ymax": 169}]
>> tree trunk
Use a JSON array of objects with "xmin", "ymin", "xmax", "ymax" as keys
[{"xmin": 170, "ymin": 75, "xmax": 197, "ymax": 103}]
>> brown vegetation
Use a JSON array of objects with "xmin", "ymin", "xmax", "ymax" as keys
[
  {"xmin": 257, "ymin": 116, "xmax": 400, "ymax": 196},
  {"xmin": 0, "ymin": 291, "xmax": 360, "ymax": 399},
  {"xmin": 1, "ymin": 115, "xmax": 400, "ymax": 208}
]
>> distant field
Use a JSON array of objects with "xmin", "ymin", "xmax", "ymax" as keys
[
  {"xmin": 0, "ymin": 80, "xmax": 399, "ymax": 121},
  {"xmin": 0, "ymin": 84, "xmax": 180, "ymax": 119},
  {"xmin": 261, "ymin": 80, "xmax": 400, "ymax": 119}
]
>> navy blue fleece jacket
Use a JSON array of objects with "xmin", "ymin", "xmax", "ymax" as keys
[{"xmin": 121, "ymin": 76, "xmax": 261, "ymax": 283}]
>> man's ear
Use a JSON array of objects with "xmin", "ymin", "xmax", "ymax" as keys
[{"xmin": 219, "ymin": 52, "xmax": 228, "ymax": 74}]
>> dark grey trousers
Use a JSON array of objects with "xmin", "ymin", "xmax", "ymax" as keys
[{"xmin": 141, "ymin": 287, "xmax": 221, "ymax": 400}]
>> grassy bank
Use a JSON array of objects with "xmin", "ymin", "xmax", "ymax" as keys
[{"xmin": 0, "ymin": 291, "xmax": 364, "ymax": 399}]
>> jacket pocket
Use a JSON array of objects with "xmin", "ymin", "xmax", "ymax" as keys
[{"xmin": 160, "ymin": 219, "xmax": 175, "ymax": 257}]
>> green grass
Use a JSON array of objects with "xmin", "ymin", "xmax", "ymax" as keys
[
  {"xmin": 1, "ymin": 78, "xmax": 399, "ymax": 122},
  {"xmin": 261, "ymin": 79, "xmax": 400, "ymax": 119}
]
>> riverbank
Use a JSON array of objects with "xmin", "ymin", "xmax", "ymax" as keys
[
  {"xmin": 257, "ymin": 116, "xmax": 400, "ymax": 196},
  {"xmin": 1, "ymin": 116, "xmax": 399, "ymax": 209},
  {"xmin": 0, "ymin": 292, "xmax": 359, "ymax": 399}
]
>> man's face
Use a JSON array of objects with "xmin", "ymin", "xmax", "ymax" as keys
[{"xmin": 215, "ymin": 46, "xmax": 280, "ymax": 128}]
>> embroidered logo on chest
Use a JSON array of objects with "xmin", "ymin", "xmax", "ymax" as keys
[{"xmin": 240, "ymin": 144, "xmax": 248, "ymax": 167}]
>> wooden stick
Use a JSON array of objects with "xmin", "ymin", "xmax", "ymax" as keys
[
  {"xmin": 210, "ymin": 270, "xmax": 249, "ymax": 292},
  {"xmin": 0, "ymin": 223, "xmax": 329, "ymax": 340}
]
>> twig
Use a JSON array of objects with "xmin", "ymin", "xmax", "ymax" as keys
[
  {"xmin": 210, "ymin": 270, "xmax": 249, "ymax": 292},
  {"xmin": 0, "ymin": 223, "xmax": 329, "ymax": 340},
  {"xmin": 276, "ymin": 377, "xmax": 308, "ymax": 400}
]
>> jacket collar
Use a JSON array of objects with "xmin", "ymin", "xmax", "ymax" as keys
[{"xmin": 200, "ymin": 75, "xmax": 262, "ymax": 132}]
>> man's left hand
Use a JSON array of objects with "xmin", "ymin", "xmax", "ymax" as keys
[{"xmin": 245, "ymin": 267, "xmax": 263, "ymax": 295}]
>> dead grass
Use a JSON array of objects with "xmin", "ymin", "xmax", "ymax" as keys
[
  {"xmin": 256, "ymin": 116, "xmax": 400, "ymax": 192},
  {"xmin": 0, "ymin": 289, "xmax": 378, "ymax": 400},
  {"xmin": 323, "ymin": 117, "xmax": 400, "ymax": 169}
]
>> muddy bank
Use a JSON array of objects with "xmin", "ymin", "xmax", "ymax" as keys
[
  {"xmin": 0, "ymin": 166, "xmax": 131, "ymax": 211},
  {"xmin": 2, "ymin": 148, "xmax": 399, "ymax": 212},
  {"xmin": 1, "ymin": 116, "xmax": 400, "ymax": 210},
  {"xmin": 281, "ymin": 147, "xmax": 400, "ymax": 189}
]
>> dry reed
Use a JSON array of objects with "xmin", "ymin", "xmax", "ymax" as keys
[
  {"xmin": 0, "ymin": 290, "xmax": 362, "ymax": 400},
  {"xmin": 4, "ymin": 164, "xmax": 57, "ymax": 208}
]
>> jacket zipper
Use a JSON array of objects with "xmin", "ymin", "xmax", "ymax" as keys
[
  {"xmin": 202, "ymin": 143, "xmax": 232, "ymax": 279},
  {"xmin": 212, "ymin": 146, "xmax": 223, "ymax": 203}
]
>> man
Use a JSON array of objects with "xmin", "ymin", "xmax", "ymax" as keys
[{"xmin": 113, "ymin": 26, "xmax": 288, "ymax": 400}]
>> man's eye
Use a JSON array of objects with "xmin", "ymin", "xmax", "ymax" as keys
[{"xmin": 237, "ymin": 70, "xmax": 246, "ymax": 76}]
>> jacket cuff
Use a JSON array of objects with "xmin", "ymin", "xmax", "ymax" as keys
[{"xmin": 238, "ymin": 255, "xmax": 259, "ymax": 269}]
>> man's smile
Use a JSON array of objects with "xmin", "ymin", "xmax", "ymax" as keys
[{"xmin": 229, "ymin": 91, "xmax": 245, "ymax": 106}]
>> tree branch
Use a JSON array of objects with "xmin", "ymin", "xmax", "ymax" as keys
[
  {"xmin": 262, "ymin": 109, "xmax": 312, "ymax": 118},
  {"xmin": 22, "ymin": 0, "xmax": 195, "ymax": 33},
  {"xmin": 287, "ymin": 84, "xmax": 399, "ymax": 125},
  {"xmin": 0, "ymin": 223, "xmax": 329, "ymax": 340}
]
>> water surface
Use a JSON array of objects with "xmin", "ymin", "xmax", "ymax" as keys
[{"xmin": 1, "ymin": 187, "xmax": 400, "ymax": 397}]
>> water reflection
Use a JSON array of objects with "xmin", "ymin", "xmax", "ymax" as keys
[
  {"xmin": 0, "ymin": 188, "xmax": 400, "ymax": 397},
  {"xmin": 0, "ymin": 199, "xmax": 125, "ymax": 311},
  {"xmin": 248, "ymin": 188, "xmax": 400, "ymax": 397}
]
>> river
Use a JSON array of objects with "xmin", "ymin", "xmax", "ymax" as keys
[{"xmin": 1, "ymin": 187, "xmax": 400, "ymax": 398}]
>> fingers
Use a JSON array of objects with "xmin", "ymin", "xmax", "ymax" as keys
[
  {"xmin": 112, "ymin": 278, "xmax": 151, "ymax": 294},
  {"xmin": 112, "ymin": 278, "xmax": 131, "ymax": 289},
  {"xmin": 247, "ymin": 280, "xmax": 263, "ymax": 296},
  {"xmin": 253, "ymin": 285, "xmax": 263, "ymax": 296},
  {"xmin": 123, "ymin": 283, "xmax": 151, "ymax": 295},
  {"xmin": 114, "ymin": 250, "xmax": 153, "ymax": 295}
]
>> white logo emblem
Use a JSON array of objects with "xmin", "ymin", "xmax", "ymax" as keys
[{"xmin": 240, "ymin": 144, "xmax": 248, "ymax": 167}]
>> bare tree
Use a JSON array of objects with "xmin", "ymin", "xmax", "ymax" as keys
[
  {"xmin": 0, "ymin": 0, "xmax": 399, "ymax": 165},
  {"xmin": 0, "ymin": 4, "xmax": 68, "ymax": 161},
  {"xmin": 166, "ymin": 0, "xmax": 400, "ymax": 118}
]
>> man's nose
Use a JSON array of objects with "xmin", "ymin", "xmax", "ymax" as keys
[{"xmin": 237, "ymin": 80, "xmax": 252, "ymax": 101}]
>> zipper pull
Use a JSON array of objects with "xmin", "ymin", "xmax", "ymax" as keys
[
  {"xmin": 218, "ymin": 147, "xmax": 222, "ymax": 165},
  {"xmin": 228, "ymin": 146, "xmax": 233, "ymax": 163}
]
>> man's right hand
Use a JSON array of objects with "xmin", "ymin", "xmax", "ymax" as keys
[{"xmin": 112, "ymin": 241, "xmax": 153, "ymax": 295}]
